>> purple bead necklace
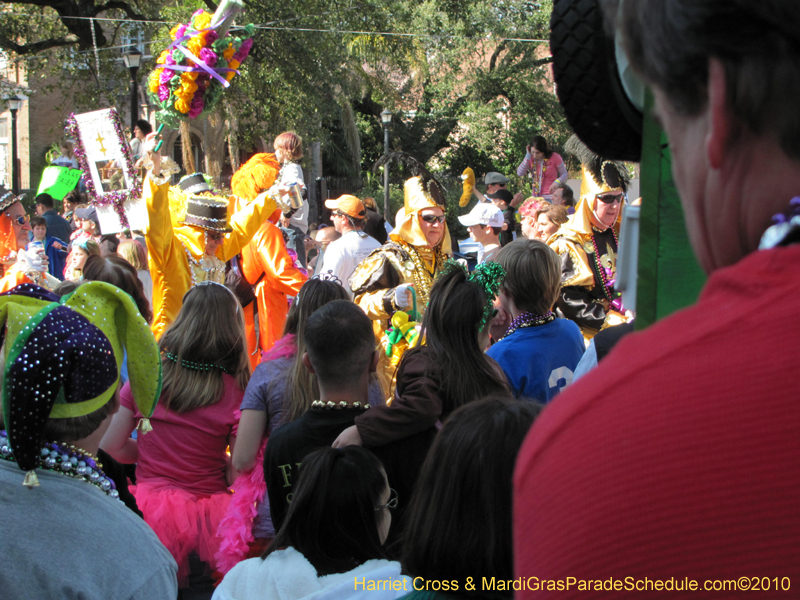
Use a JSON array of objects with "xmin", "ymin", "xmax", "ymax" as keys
[{"xmin": 504, "ymin": 311, "xmax": 556, "ymax": 338}]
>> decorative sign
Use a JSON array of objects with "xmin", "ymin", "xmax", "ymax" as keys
[
  {"xmin": 65, "ymin": 108, "xmax": 146, "ymax": 233},
  {"xmin": 36, "ymin": 166, "xmax": 82, "ymax": 200}
]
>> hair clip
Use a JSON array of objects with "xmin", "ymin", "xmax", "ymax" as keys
[{"xmin": 311, "ymin": 271, "xmax": 343, "ymax": 285}]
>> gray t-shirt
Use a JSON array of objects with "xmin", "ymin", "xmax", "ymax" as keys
[{"xmin": 0, "ymin": 460, "xmax": 177, "ymax": 599}]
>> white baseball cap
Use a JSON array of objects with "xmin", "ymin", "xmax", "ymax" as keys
[{"xmin": 458, "ymin": 203, "xmax": 504, "ymax": 228}]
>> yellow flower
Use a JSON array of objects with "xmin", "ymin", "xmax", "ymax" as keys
[
  {"xmin": 175, "ymin": 98, "xmax": 191, "ymax": 114},
  {"xmin": 226, "ymin": 59, "xmax": 240, "ymax": 81},
  {"xmin": 187, "ymin": 36, "xmax": 204, "ymax": 57},
  {"xmin": 223, "ymin": 44, "xmax": 235, "ymax": 61},
  {"xmin": 157, "ymin": 50, "xmax": 170, "ymax": 64},
  {"xmin": 148, "ymin": 69, "xmax": 162, "ymax": 93},
  {"xmin": 181, "ymin": 71, "xmax": 199, "ymax": 83},
  {"xmin": 170, "ymin": 24, "xmax": 182, "ymax": 39},
  {"xmin": 194, "ymin": 12, "xmax": 212, "ymax": 31},
  {"xmin": 181, "ymin": 80, "xmax": 199, "ymax": 95}
]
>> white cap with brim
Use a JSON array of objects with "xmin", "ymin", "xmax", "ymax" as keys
[{"xmin": 458, "ymin": 203, "xmax": 504, "ymax": 228}]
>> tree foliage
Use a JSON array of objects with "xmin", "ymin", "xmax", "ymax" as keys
[{"xmin": 0, "ymin": 0, "xmax": 572, "ymax": 185}]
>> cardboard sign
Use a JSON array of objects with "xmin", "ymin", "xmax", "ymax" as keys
[
  {"xmin": 36, "ymin": 166, "xmax": 82, "ymax": 200},
  {"xmin": 66, "ymin": 108, "xmax": 146, "ymax": 233}
]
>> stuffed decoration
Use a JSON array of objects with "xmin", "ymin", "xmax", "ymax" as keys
[
  {"xmin": 383, "ymin": 310, "xmax": 420, "ymax": 367},
  {"xmin": 460, "ymin": 167, "xmax": 475, "ymax": 207}
]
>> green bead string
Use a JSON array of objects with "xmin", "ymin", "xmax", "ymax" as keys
[{"xmin": 164, "ymin": 352, "xmax": 233, "ymax": 375}]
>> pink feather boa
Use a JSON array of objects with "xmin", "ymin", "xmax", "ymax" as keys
[{"xmin": 214, "ymin": 338, "xmax": 296, "ymax": 573}]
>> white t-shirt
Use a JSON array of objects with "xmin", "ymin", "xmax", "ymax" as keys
[
  {"xmin": 275, "ymin": 162, "xmax": 308, "ymax": 233},
  {"xmin": 319, "ymin": 230, "xmax": 381, "ymax": 297}
]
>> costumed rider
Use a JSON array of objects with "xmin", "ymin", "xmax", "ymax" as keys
[
  {"xmin": 142, "ymin": 139, "xmax": 287, "ymax": 340},
  {"xmin": 229, "ymin": 153, "xmax": 308, "ymax": 369},
  {"xmin": 0, "ymin": 187, "xmax": 60, "ymax": 292},
  {"xmin": 350, "ymin": 170, "xmax": 452, "ymax": 397},
  {"xmin": 0, "ymin": 282, "xmax": 176, "ymax": 598},
  {"xmin": 547, "ymin": 156, "xmax": 630, "ymax": 342}
]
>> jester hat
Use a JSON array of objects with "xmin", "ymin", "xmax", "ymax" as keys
[{"xmin": 1, "ymin": 282, "xmax": 162, "ymax": 483}]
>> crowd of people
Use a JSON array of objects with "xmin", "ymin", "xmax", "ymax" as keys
[{"xmin": 1, "ymin": 0, "xmax": 798, "ymax": 597}]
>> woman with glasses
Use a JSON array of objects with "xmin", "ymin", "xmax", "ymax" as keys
[
  {"xmin": 350, "ymin": 174, "xmax": 453, "ymax": 398},
  {"xmin": 547, "ymin": 161, "xmax": 631, "ymax": 341},
  {"xmin": 214, "ymin": 446, "xmax": 409, "ymax": 600}
]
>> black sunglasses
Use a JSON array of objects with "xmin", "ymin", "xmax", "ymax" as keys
[
  {"xmin": 420, "ymin": 214, "xmax": 446, "ymax": 224},
  {"xmin": 596, "ymin": 193, "xmax": 625, "ymax": 205}
]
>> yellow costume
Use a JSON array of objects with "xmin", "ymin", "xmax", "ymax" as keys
[
  {"xmin": 350, "ymin": 176, "xmax": 452, "ymax": 397},
  {"xmin": 143, "ymin": 175, "xmax": 279, "ymax": 340},
  {"xmin": 547, "ymin": 163, "xmax": 628, "ymax": 341}
]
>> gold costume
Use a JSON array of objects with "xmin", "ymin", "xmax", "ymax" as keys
[
  {"xmin": 547, "ymin": 166, "xmax": 628, "ymax": 341},
  {"xmin": 143, "ymin": 175, "xmax": 278, "ymax": 340},
  {"xmin": 350, "ymin": 176, "xmax": 452, "ymax": 397}
]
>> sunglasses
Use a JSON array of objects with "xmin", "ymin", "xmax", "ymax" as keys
[
  {"xmin": 7, "ymin": 214, "xmax": 29, "ymax": 225},
  {"xmin": 420, "ymin": 214, "xmax": 446, "ymax": 225},
  {"xmin": 596, "ymin": 193, "xmax": 625, "ymax": 205},
  {"xmin": 205, "ymin": 231, "xmax": 224, "ymax": 242}
]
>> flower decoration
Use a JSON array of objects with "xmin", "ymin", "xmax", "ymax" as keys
[{"xmin": 148, "ymin": 5, "xmax": 254, "ymax": 127}]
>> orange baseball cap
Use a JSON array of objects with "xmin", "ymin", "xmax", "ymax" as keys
[{"xmin": 325, "ymin": 195, "xmax": 366, "ymax": 219}]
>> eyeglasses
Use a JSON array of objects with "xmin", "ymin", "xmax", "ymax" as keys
[
  {"xmin": 595, "ymin": 193, "xmax": 625, "ymax": 205},
  {"xmin": 205, "ymin": 231, "xmax": 224, "ymax": 243},
  {"xmin": 420, "ymin": 214, "xmax": 446, "ymax": 225},
  {"xmin": 7, "ymin": 214, "xmax": 29, "ymax": 225},
  {"xmin": 374, "ymin": 488, "xmax": 399, "ymax": 511}
]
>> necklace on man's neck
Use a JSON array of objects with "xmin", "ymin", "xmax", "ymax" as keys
[
  {"xmin": 0, "ymin": 430, "xmax": 121, "ymax": 499},
  {"xmin": 504, "ymin": 311, "xmax": 556, "ymax": 338}
]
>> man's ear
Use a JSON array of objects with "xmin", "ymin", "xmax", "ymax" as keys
[
  {"xmin": 302, "ymin": 352, "xmax": 316, "ymax": 374},
  {"xmin": 369, "ymin": 349, "xmax": 379, "ymax": 373},
  {"xmin": 706, "ymin": 58, "xmax": 732, "ymax": 170}
]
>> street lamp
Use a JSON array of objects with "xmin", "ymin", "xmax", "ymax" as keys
[
  {"xmin": 7, "ymin": 94, "xmax": 25, "ymax": 195},
  {"xmin": 122, "ymin": 46, "xmax": 143, "ymax": 132},
  {"xmin": 380, "ymin": 108, "xmax": 392, "ymax": 221}
]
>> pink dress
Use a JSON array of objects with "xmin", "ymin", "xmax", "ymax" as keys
[{"xmin": 121, "ymin": 375, "xmax": 243, "ymax": 586}]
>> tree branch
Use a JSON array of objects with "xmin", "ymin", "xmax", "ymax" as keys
[
  {"xmin": 0, "ymin": 33, "xmax": 80, "ymax": 56},
  {"xmin": 93, "ymin": 1, "xmax": 148, "ymax": 21}
]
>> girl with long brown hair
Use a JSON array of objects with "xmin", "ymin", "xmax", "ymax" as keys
[{"xmin": 101, "ymin": 281, "xmax": 250, "ymax": 591}]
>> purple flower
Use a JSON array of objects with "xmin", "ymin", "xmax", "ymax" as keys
[
  {"xmin": 199, "ymin": 48, "xmax": 218, "ymax": 66},
  {"xmin": 176, "ymin": 24, "xmax": 188, "ymax": 39},
  {"xmin": 188, "ymin": 94, "xmax": 205, "ymax": 118},
  {"xmin": 206, "ymin": 31, "xmax": 219, "ymax": 45},
  {"xmin": 158, "ymin": 85, "xmax": 170, "ymax": 102},
  {"xmin": 233, "ymin": 38, "xmax": 253, "ymax": 62},
  {"xmin": 160, "ymin": 69, "xmax": 174, "ymax": 84}
]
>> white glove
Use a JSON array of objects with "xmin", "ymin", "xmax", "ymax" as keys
[{"xmin": 394, "ymin": 284, "xmax": 413, "ymax": 310}]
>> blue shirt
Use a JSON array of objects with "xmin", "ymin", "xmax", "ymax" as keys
[{"xmin": 487, "ymin": 318, "xmax": 584, "ymax": 403}]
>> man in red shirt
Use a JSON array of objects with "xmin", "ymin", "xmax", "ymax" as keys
[{"xmin": 514, "ymin": 1, "xmax": 800, "ymax": 595}]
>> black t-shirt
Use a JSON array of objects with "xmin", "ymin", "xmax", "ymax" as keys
[{"xmin": 264, "ymin": 408, "xmax": 435, "ymax": 551}]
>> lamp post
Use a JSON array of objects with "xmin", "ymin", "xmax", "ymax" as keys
[
  {"xmin": 380, "ymin": 108, "xmax": 392, "ymax": 221},
  {"xmin": 7, "ymin": 94, "xmax": 25, "ymax": 195},
  {"xmin": 122, "ymin": 46, "xmax": 143, "ymax": 133}
]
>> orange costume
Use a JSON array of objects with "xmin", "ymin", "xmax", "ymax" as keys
[
  {"xmin": 0, "ymin": 188, "xmax": 58, "ymax": 292},
  {"xmin": 231, "ymin": 154, "xmax": 307, "ymax": 369}
]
